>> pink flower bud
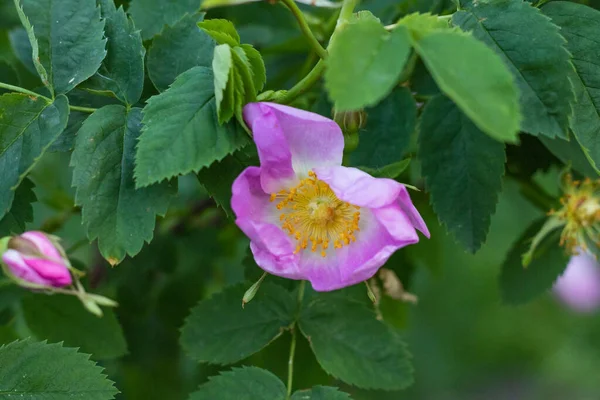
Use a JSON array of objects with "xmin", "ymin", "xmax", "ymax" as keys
[
  {"xmin": 1, "ymin": 231, "xmax": 72, "ymax": 288},
  {"xmin": 553, "ymin": 250, "xmax": 600, "ymax": 313}
]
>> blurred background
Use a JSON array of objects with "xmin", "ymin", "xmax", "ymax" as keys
[{"xmin": 2, "ymin": 0, "xmax": 600, "ymax": 398}]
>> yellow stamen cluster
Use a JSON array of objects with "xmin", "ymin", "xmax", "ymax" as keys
[
  {"xmin": 550, "ymin": 175, "xmax": 600, "ymax": 253},
  {"xmin": 270, "ymin": 171, "xmax": 360, "ymax": 257}
]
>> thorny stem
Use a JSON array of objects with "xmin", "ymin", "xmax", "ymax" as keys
[
  {"xmin": 69, "ymin": 105, "xmax": 97, "ymax": 113},
  {"xmin": 287, "ymin": 280, "xmax": 306, "ymax": 399},
  {"xmin": 0, "ymin": 81, "xmax": 98, "ymax": 113},
  {"xmin": 280, "ymin": 0, "xmax": 328, "ymax": 60},
  {"xmin": 275, "ymin": 60, "xmax": 325, "ymax": 105}
]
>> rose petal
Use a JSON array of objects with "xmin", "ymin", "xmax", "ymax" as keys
[
  {"xmin": 314, "ymin": 166, "xmax": 429, "ymax": 237},
  {"xmin": 1, "ymin": 249, "xmax": 51, "ymax": 286},
  {"xmin": 243, "ymin": 102, "xmax": 344, "ymax": 182},
  {"xmin": 299, "ymin": 209, "xmax": 418, "ymax": 291},
  {"xmin": 231, "ymin": 166, "xmax": 274, "ymax": 222},
  {"xmin": 22, "ymin": 256, "xmax": 72, "ymax": 286},
  {"xmin": 554, "ymin": 251, "xmax": 600, "ymax": 313},
  {"xmin": 21, "ymin": 231, "xmax": 63, "ymax": 261}
]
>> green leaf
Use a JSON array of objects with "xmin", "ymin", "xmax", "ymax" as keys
[
  {"xmin": 135, "ymin": 66, "xmax": 248, "ymax": 187},
  {"xmin": 0, "ymin": 94, "xmax": 69, "ymax": 218},
  {"xmin": 0, "ymin": 339, "xmax": 118, "ymax": 399},
  {"xmin": 232, "ymin": 45, "xmax": 257, "ymax": 104},
  {"xmin": 419, "ymin": 95, "xmax": 505, "ymax": 253},
  {"xmin": 71, "ymin": 105, "xmax": 174, "ymax": 265},
  {"xmin": 540, "ymin": 136, "xmax": 598, "ymax": 178},
  {"xmin": 48, "ymin": 111, "xmax": 87, "ymax": 153},
  {"xmin": 198, "ymin": 18, "xmax": 240, "ymax": 46},
  {"xmin": 298, "ymin": 293, "xmax": 413, "ymax": 390},
  {"xmin": 196, "ymin": 145, "xmax": 258, "ymax": 217},
  {"xmin": 291, "ymin": 386, "xmax": 352, "ymax": 400},
  {"xmin": 188, "ymin": 366, "xmax": 286, "ymax": 400},
  {"xmin": 83, "ymin": 0, "xmax": 144, "ymax": 105},
  {"xmin": 147, "ymin": 12, "xmax": 215, "ymax": 92},
  {"xmin": 410, "ymin": 28, "xmax": 520, "ymax": 143},
  {"xmin": 453, "ymin": 0, "xmax": 574, "ymax": 139},
  {"xmin": 8, "ymin": 28, "xmax": 36, "ymax": 75},
  {"xmin": 349, "ymin": 86, "xmax": 416, "ymax": 169},
  {"xmin": 21, "ymin": 295, "xmax": 127, "ymax": 360},
  {"xmin": 325, "ymin": 11, "xmax": 411, "ymax": 110},
  {"xmin": 16, "ymin": 0, "xmax": 106, "ymax": 95},
  {"xmin": 241, "ymin": 44, "xmax": 266, "ymax": 92},
  {"xmin": 500, "ymin": 218, "xmax": 570, "ymax": 305},
  {"xmin": 542, "ymin": 2, "xmax": 600, "ymax": 174},
  {"xmin": 213, "ymin": 43, "xmax": 235, "ymax": 124},
  {"xmin": 398, "ymin": 12, "xmax": 449, "ymax": 40},
  {"xmin": 128, "ymin": 0, "xmax": 200, "ymax": 40},
  {"xmin": 0, "ymin": 178, "xmax": 35, "ymax": 236},
  {"xmin": 358, "ymin": 159, "xmax": 411, "ymax": 180},
  {"xmin": 181, "ymin": 282, "xmax": 295, "ymax": 364}
]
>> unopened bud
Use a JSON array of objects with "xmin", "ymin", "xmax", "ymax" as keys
[
  {"xmin": 0, "ymin": 231, "xmax": 72, "ymax": 289},
  {"xmin": 242, "ymin": 272, "xmax": 268, "ymax": 308},
  {"xmin": 333, "ymin": 109, "xmax": 366, "ymax": 154},
  {"xmin": 333, "ymin": 109, "xmax": 367, "ymax": 136}
]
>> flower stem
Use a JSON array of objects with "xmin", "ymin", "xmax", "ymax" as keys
[
  {"xmin": 286, "ymin": 326, "xmax": 297, "ymax": 399},
  {"xmin": 69, "ymin": 105, "xmax": 98, "ymax": 113},
  {"xmin": 339, "ymin": 0, "xmax": 359, "ymax": 23},
  {"xmin": 287, "ymin": 280, "xmax": 306, "ymax": 399},
  {"xmin": 0, "ymin": 81, "xmax": 98, "ymax": 113},
  {"xmin": 275, "ymin": 60, "xmax": 325, "ymax": 105},
  {"xmin": 280, "ymin": 0, "xmax": 328, "ymax": 60},
  {"xmin": 0, "ymin": 81, "xmax": 51, "ymax": 101}
]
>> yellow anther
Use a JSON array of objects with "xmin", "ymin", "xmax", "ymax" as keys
[{"xmin": 271, "ymin": 171, "xmax": 360, "ymax": 257}]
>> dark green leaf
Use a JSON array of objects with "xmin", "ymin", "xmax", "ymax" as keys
[
  {"xmin": 135, "ymin": 66, "xmax": 248, "ymax": 187},
  {"xmin": 409, "ymin": 27, "xmax": 520, "ymax": 143},
  {"xmin": 128, "ymin": 0, "xmax": 200, "ymax": 40},
  {"xmin": 83, "ymin": 0, "xmax": 144, "ymax": 105},
  {"xmin": 0, "ymin": 178, "xmax": 35, "ymax": 236},
  {"xmin": 453, "ymin": 0, "xmax": 574, "ymax": 139},
  {"xmin": 542, "ymin": 2, "xmax": 600, "ymax": 174},
  {"xmin": 349, "ymin": 87, "xmax": 416, "ymax": 169},
  {"xmin": 0, "ymin": 339, "xmax": 118, "ymax": 399},
  {"xmin": 16, "ymin": 0, "xmax": 106, "ymax": 95},
  {"xmin": 291, "ymin": 386, "xmax": 353, "ymax": 400},
  {"xmin": 71, "ymin": 105, "xmax": 174, "ymax": 265},
  {"xmin": 0, "ymin": 94, "xmax": 69, "ymax": 218},
  {"xmin": 196, "ymin": 145, "xmax": 258, "ymax": 217},
  {"xmin": 8, "ymin": 28, "xmax": 36, "ymax": 75},
  {"xmin": 500, "ymin": 218, "xmax": 570, "ymax": 305},
  {"xmin": 22, "ymin": 295, "xmax": 127, "ymax": 360},
  {"xmin": 188, "ymin": 366, "xmax": 286, "ymax": 400},
  {"xmin": 181, "ymin": 283, "xmax": 295, "ymax": 364},
  {"xmin": 326, "ymin": 12, "xmax": 411, "ymax": 110},
  {"xmin": 298, "ymin": 293, "xmax": 413, "ymax": 390},
  {"xmin": 540, "ymin": 136, "xmax": 598, "ymax": 178},
  {"xmin": 198, "ymin": 18, "xmax": 241, "ymax": 46},
  {"xmin": 358, "ymin": 159, "xmax": 411, "ymax": 180},
  {"xmin": 147, "ymin": 12, "xmax": 214, "ymax": 92},
  {"xmin": 48, "ymin": 111, "xmax": 87, "ymax": 153},
  {"xmin": 419, "ymin": 96, "xmax": 505, "ymax": 253}
]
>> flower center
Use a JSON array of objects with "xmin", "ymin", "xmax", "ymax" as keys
[
  {"xmin": 550, "ymin": 176, "xmax": 600, "ymax": 252},
  {"xmin": 270, "ymin": 171, "xmax": 361, "ymax": 257}
]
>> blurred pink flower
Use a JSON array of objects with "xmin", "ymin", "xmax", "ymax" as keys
[
  {"xmin": 231, "ymin": 102, "xmax": 429, "ymax": 291},
  {"xmin": 554, "ymin": 250, "xmax": 600, "ymax": 313},
  {"xmin": 1, "ymin": 231, "xmax": 72, "ymax": 288}
]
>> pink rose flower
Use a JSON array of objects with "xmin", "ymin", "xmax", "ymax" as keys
[
  {"xmin": 554, "ymin": 251, "xmax": 600, "ymax": 313},
  {"xmin": 1, "ymin": 231, "xmax": 72, "ymax": 288},
  {"xmin": 231, "ymin": 102, "xmax": 429, "ymax": 291}
]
